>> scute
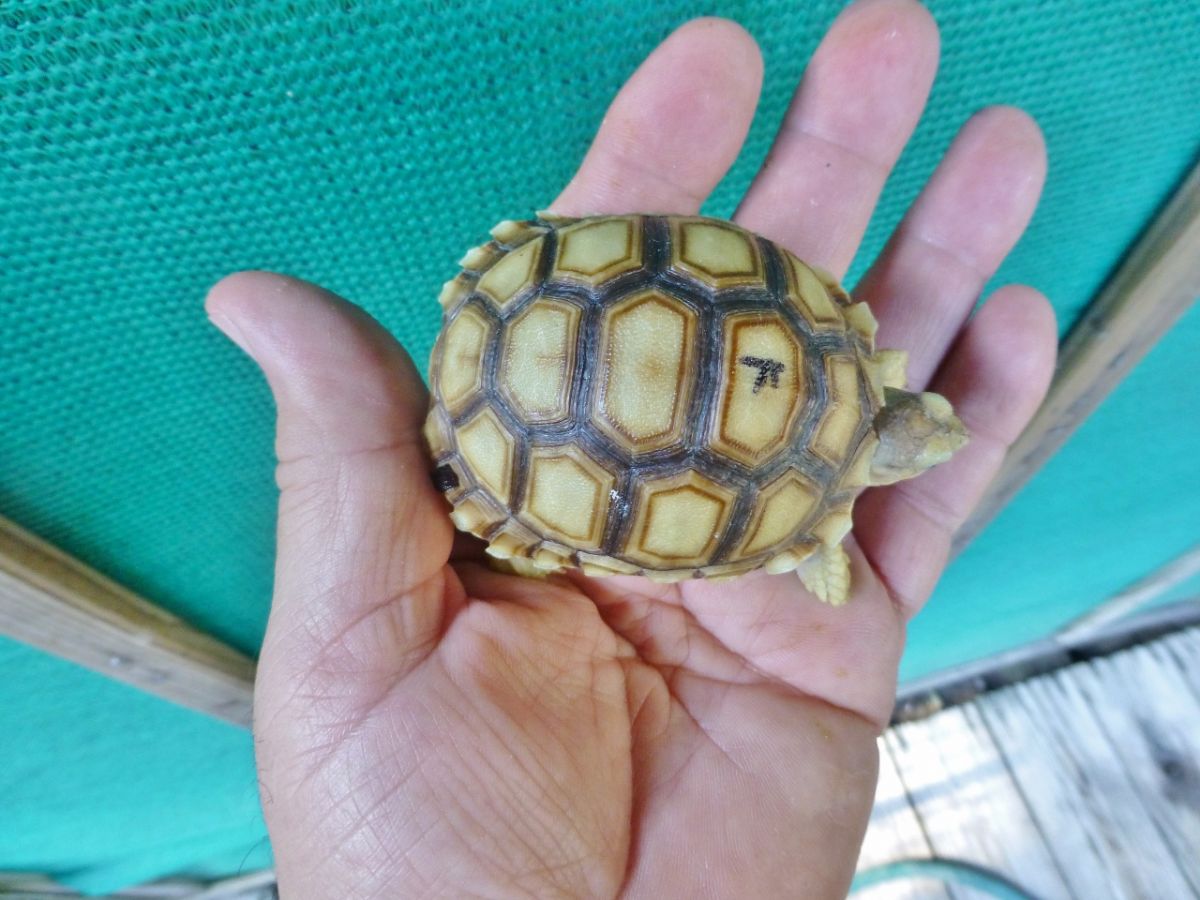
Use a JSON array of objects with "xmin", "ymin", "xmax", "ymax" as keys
[
  {"xmin": 781, "ymin": 249, "xmax": 844, "ymax": 331},
  {"xmin": 521, "ymin": 445, "xmax": 614, "ymax": 548},
  {"xmin": 499, "ymin": 297, "xmax": 580, "ymax": 423},
  {"xmin": 595, "ymin": 289, "xmax": 696, "ymax": 453},
  {"xmin": 670, "ymin": 218, "xmax": 764, "ymax": 289},
  {"xmin": 476, "ymin": 237, "xmax": 542, "ymax": 309},
  {"xmin": 811, "ymin": 355, "xmax": 863, "ymax": 465},
  {"xmin": 709, "ymin": 311, "xmax": 805, "ymax": 466},
  {"xmin": 739, "ymin": 469, "xmax": 820, "ymax": 556},
  {"xmin": 553, "ymin": 217, "xmax": 643, "ymax": 285},
  {"xmin": 454, "ymin": 408, "xmax": 516, "ymax": 505},
  {"xmin": 624, "ymin": 470, "xmax": 736, "ymax": 568},
  {"xmin": 434, "ymin": 304, "xmax": 490, "ymax": 413}
]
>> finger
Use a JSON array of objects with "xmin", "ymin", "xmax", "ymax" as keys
[
  {"xmin": 551, "ymin": 17, "xmax": 763, "ymax": 216},
  {"xmin": 734, "ymin": 0, "xmax": 939, "ymax": 275},
  {"xmin": 205, "ymin": 271, "xmax": 458, "ymax": 672},
  {"xmin": 856, "ymin": 106, "xmax": 1047, "ymax": 389},
  {"xmin": 854, "ymin": 285, "xmax": 1057, "ymax": 616}
]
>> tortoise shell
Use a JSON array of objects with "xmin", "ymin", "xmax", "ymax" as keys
[{"xmin": 423, "ymin": 214, "xmax": 896, "ymax": 586}]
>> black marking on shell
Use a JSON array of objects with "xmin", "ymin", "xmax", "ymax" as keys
[{"xmin": 432, "ymin": 464, "xmax": 460, "ymax": 493}]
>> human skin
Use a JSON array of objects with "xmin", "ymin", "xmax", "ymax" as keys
[{"xmin": 205, "ymin": 1, "xmax": 1056, "ymax": 897}]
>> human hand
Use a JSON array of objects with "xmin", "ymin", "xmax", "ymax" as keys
[{"xmin": 206, "ymin": 2, "xmax": 1055, "ymax": 896}]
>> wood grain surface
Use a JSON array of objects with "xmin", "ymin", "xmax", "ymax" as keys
[{"xmin": 0, "ymin": 515, "xmax": 255, "ymax": 728}]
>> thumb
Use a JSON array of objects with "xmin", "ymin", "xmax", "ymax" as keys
[{"xmin": 205, "ymin": 271, "xmax": 456, "ymax": 690}]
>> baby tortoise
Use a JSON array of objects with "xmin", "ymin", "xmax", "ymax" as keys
[{"xmin": 424, "ymin": 214, "xmax": 967, "ymax": 605}]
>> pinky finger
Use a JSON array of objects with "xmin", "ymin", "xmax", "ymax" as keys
[{"xmin": 853, "ymin": 285, "xmax": 1058, "ymax": 617}]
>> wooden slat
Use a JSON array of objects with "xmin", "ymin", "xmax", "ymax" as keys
[
  {"xmin": 862, "ymin": 628, "xmax": 1200, "ymax": 898},
  {"xmin": 955, "ymin": 160, "xmax": 1200, "ymax": 552},
  {"xmin": 981, "ymin": 670, "xmax": 1196, "ymax": 899},
  {"xmin": 0, "ymin": 515, "xmax": 255, "ymax": 728},
  {"xmin": 1158, "ymin": 628, "xmax": 1200, "ymax": 700},
  {"xmin": 0, "ymin": 869, "xmax": 277, "ymax": 898},
  {"xmin": 854, "ymin": 738, "xmax": 954, "ymax": 900},
  {"xmin": 1079, "ymin": 645, "xmax": 1200, "ymax": 895},
  {"xmin": 884, "ymin": 705, "xmax": 1069, "ymax": 900}
]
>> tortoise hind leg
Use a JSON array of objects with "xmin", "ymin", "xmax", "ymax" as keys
[{"xmin": 796, "ymin": 543, "xmax": 851, "ymax": 606}]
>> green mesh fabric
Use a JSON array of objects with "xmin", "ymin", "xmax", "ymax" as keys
[{"xmin": 1, "ymin": 0, "xmax": 1197, "ymax": 891}]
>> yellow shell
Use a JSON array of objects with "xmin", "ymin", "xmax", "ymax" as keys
[{"xmin": 425, "ymin": 214, "xmax": 900, "ymax": 594}]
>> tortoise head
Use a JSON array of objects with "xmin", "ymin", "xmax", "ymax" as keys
[{"xmin": 868, "ymin": 387, "xmax": 969, "ymax": 486}]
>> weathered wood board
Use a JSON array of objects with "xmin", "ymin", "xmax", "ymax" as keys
[
  {"xmin": 857, "ymin": 627, "xmax": 1200, "ymax": 899},
  {"xmin": 0, "ymin": 515, "xmax": 256, "ymax": 728}
]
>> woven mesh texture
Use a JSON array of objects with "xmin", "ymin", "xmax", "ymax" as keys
[{"xmin": 1, "ymin": 0, "xmax": 1197, "ymax": 891}]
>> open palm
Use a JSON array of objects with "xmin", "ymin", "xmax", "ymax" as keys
[{"xmin": 207, "ymin": 3, "xmax": 1056, "ymax": 897}]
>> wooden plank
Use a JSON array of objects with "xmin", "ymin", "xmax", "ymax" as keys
[
  {"xmin": 0, "ymin": 870, "xmax": 276, "ymax": 898},
  {"xmin": 884, "ymin": 705, "xmax": 1070, "ymax": 900},
  {"xmin": 1156, "ymin": 627, "xmax": 1200, "ymax": 701},
  {"xmin": 955, "ymin": 160, "xmax": 1200, "ymax": 553},
  {"xmin": 981, "ymin": 672, "xmax": 1195, "ymax": 899},
  {"xmin": 854, "ymin": 737, "xmax": 954, "ymax": 900},
  {"xmin": 0, "ymin": 515, "xmax": 255, "ymax": 728},
  {"xmin": 1077, "ymin": 645, "xmax": 1200, "ymax": 894}
]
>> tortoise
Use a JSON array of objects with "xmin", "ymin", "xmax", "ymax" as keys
[{"xmin": 423, "ymin": 213, "xmax": 967, "ymax": 605}]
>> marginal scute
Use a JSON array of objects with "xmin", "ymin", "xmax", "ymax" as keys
[
  {"xmin": 763, "ymin": 543, "xmax": 818, "ymax": 575},
  {"xmin": 596, "ymin": 290, "xmax": 696, "ymax": 453},
  {"xmin": 809, "ymin": 263, "xmax": 853, "ymax": 307},
  {"xmin": 578, "ymin": 554, "xmax": 640, "ymax": 577},
  {"xmin": 438, "ymin": 274, "xmax": 472, "ymax": 310},
  {"xmin": 531, "ymin": 546, "xmax": 571, "ymax": 571},
  {"xmin": 812, "ymin": 355, "xmax": 862, "ymax": 464},
  {"xmin": 553, "ymin": 217, "xmax": 643, "ymax": 285},
  {"xmin": 476, "ymin": 237, "xmax": 542, "ymax": 309},
  {"xmin": 782, "ymin": 251, "xmax": 844, "ymax": 330},
  {"xmin": 437, "ymin": 304, "xmax": 491, "ymax": 414},
  {"xmin": 670, "ymin": 218, "xmax": 763, "ymax": 288},
  {"xmin": 839, "ymin": 433, "xmax": 879, "ymax": 490},
  {"xmin": 812, "ymin": 503, "xmax": 855, "ymax": 546},
  {"xmin": 535, "ymin": 209, "xmax": 578, "ymax": 226},
  {"xmin": 521, "ymin": 445, "xmax": 614, "ymax": 548},
  {"xmin": 702, "ymin": 561, "xmax": 759, "ymax": 581},
  {"xmin": 625, "ymin": 471, "xmax": 736, "ymax": 568},
  {"xmin": 483, "ymin": 518, "xmax": 545, "ymax": 560},
  {"xmin": 459, "ymin": 243, "xmax": 502, "ymax": 271},
  {"xmin": 454, "ymin": 408, "xmax": 516, "ymax": 504},
  {"xmin": 422, "ymin": 404, "xmax": 453, "ymax": 460},
  {"xmin": 641, "ymin": 569, "xmax": 693, "ymax": 584},
  {"xmin": 860, "ymin": 349, "xmax": 886, "ymax": 407},
  {"xmin": 710, "ymin": 312, "xmax": 805, "ymax": 466},
  {"xmin": 499, "ymin": 297, "xmax": 580, "ymax": 423},
  {"xmin": 739, "ymin": 469, "xmax": 820, "ymax": 556},
  {"xmin": 448, "ymin": 493, "xmax": 506, "ymax": 535},
  {"xmin": 490, "ymin": 219, "xmax": 548, "ymax": 245},
  {"xmin": 875, "ymin": 349, "xmax": 908, "ymax": 389},
  {"xmin": 844, "ymin": 302, "xmax": 878, "ymax": 349}
]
